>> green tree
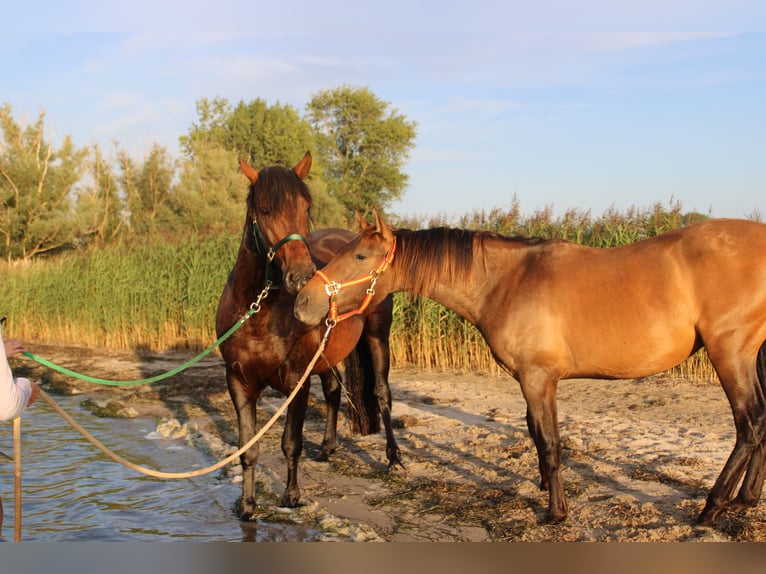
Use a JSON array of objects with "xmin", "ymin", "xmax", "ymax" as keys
[
  {"xmin": 180, "ymin": 96, "xmax": 315, "ymax": 168},
  {"xmin": 0, "ymin": 104, "xmax": 88, "ymax": 260},
  {"xmin": 173, "ymin": 140, "xmax": 243, "ymax": 234},
  {"xmin": 118, "ymin": 143, "xmax": 177, "ymax": 236},
  {"xmin": 306, "ymin": 85, "xmax": 417, "ymax": 217},
  {"xmin": 179, "ymin": 96, "xmax": 347, "ymax": 228},
  {"xmin": 75, "ymin": 144, "xmax": 127, "ymax": 246}
]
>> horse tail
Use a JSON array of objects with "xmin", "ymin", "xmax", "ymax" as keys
[{"xmin": 342, "ymin": 338, "xmax": 381, "ymax": 436}]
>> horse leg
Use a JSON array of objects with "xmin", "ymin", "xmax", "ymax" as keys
[
  {"xmin": 316, "ymin": 370, "xmax": 341, "ymax": 462},
  {"xmin": 519, "ymin": 371, "xmax": 566, "ymax": 523},
  {"xmin": 280, "ymin": 378, "xmax": 311, "ymax": 507},
  {"xmin": 226, "ymin": 366, "xmax": 260, "ymax": 521},
  {"xmin": 697, "ymin": 353, "xmax": 765, "ymax": 525},
  {"xmin": 732, "ymin": 440, "xmax": 766, "ymax": 509},
  {"xmin": 730, "ymin": 341, "xmax": 766, "ymax": 509},
  {"xmin": 526, "ymin": 406, "xmax": 550, "ymax": 492},
  {"xmin": 364, "ymin": 303, "xmax": 402, "ymax": 467}
]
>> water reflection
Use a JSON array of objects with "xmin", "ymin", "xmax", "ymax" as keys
[{"xmin": 0, "ymin": 394, "xmax": 300, "ymax": 541}]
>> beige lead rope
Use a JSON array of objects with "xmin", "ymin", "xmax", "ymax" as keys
[
  {"xmin": 13, "ymin": 324, "xmax": 334, "ymax": 540},
  {"xmin": 13, "ymin": 416, "xmax": 21, "ymax": 543}
]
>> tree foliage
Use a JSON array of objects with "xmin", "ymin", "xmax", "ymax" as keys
[
  {"xmin": 0, "ymin": 104, "xmax": 88, "ymax": 260},
  {"xmin": 118, "ymin": 144, "xmax": 178, "ymax": 236},
  {"xmin": 1, "ymin": 85, "xmax": 418, "ymax": 260},
  {"xmin": 306, "ymin": 85, "xmax": 417, "ymax": 216},
  {"xmin": 179, "ymin": 96, "xmax": 347, "ymax": 228}
]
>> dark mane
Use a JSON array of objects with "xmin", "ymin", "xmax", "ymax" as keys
[
  {"xmin": 394, "ymin": 227, "xmax": 546, "ymax": 294},
  {"xmin": 247, "ymin": 165, "xmax": 313, "ymax": 214}
]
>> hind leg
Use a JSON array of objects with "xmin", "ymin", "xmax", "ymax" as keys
[
  {"xmin": 731, "ymin": 342, "xmax": 766, "ymax": 509},
  {"xmin": 316, "ymin": 370, "xmax": 341, "ymax": 462},
  {"xmin": 732, "ymin": 441, "xmax": 766, "ymax": 509},
  {"xmin": 280, "ymin": 378, "xmax": 311, "ymax": 507},
  {"xmin": 697, "ymin": 352, "xmax": 766, "ymax": 524},
  {"xmin": 366, "ymin": 298, "xmax": 402, "ymax": 467}
]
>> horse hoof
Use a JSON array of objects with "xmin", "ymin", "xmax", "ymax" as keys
[
  {"xmin": 280, "ymin": 492, "xmax": 301, "ymax": 508},
  {"xmin": 388, "ymin": 456, "xmax": 405, "ymax": 469},
  {"xmin": 730, "ymin": 495, "xmax": 759, "ymax": 511},
  {"xmin": 545, "ymin": 509, "xmax": 568, "ymax": 524},
  {"xmin": 314, "ymin": 447, "xmax": 335, "ymax": 462},
  {"xmin": 696, "ymin": 504, "xmax": 723, "ymax": 526}
]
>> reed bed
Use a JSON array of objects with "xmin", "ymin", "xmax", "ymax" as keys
[
  {"xmin": 2, "ymin": 234, "xmax": 238, "ymax": 351},
  {"xmin": 2, "ymin": 202, "xmax": 720, "ymax": 381}
]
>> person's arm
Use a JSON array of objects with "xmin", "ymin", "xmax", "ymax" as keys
[{"xmin": 0, "ymin": 337, "xmax": 35, "ymax": 421}]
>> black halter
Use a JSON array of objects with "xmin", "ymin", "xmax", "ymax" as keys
[{"xmin": 252, "ymin": 218, "xmax": 309, "ymax": 286}]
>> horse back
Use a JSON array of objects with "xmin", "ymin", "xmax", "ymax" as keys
[{"xmin": 309, "ymin": 228, "xmax": 357, "ymax": 267}]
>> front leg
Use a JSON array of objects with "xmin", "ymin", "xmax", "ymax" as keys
[
  {"xmin": 520, "ymin": 372, "xmax": 567, "ymax": 523},
  {"xmin": 280, "ymin": 377, "xmax": 311, "ymax": 507},
  {"xmin": 227, "ymin": 367, "xmax": 260, "ymax": 521}
]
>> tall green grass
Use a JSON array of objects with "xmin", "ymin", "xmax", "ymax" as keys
[
  {"xmin": 2, "ymin": 202, "xmax": 724, "ymax": 380},
  {"xmin": 3, "ymin": 234, "xmax": 238, "ymax": 350}
]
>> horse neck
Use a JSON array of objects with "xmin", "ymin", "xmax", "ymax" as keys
[
  {"xmin": 231, "ymin": 231, "xmax": 269, "ymax": 302},
  {"xmin": 389, "ymin": 229, "xmax": 490, "ymax": 324}
]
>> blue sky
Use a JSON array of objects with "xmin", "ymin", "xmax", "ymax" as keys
[{"xmin": 2, "ymin": 2, "xmax": 765, "ymax": 220}]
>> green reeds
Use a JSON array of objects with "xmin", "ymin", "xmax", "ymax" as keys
[{"xmin": 2, "ymin": 235, "xmax": 237, "ymax": 350}]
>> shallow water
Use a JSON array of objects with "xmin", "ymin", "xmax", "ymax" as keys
[{"xmin": 0, "ymin": 394, "xmax": 316, "ymax": 541}]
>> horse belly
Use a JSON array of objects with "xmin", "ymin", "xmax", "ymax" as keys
[{"xmin": 564, "ymin": 314, "xmax": 699, "ymax": 379}]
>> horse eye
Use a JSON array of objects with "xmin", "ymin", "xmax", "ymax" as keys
[
  {"xmin": 353, "ymin": 253, "xmax": 367, "ymax": 262},
  {"xmin": 259, "ymin": 208, "xmax": 270, "ymax": 217}
]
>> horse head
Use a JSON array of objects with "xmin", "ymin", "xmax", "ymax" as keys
[
  {"xmin": 240, "ymin": 152, "xmax": 316, "ymax": 295},
  {"xmin": 294, "ymin": 208, "xmax": 396, "ymax": 325}
]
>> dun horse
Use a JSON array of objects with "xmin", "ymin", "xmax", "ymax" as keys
[
  {"xmin": 294, "ymin": 209, "xmax": 766, "ymax": 526},
  {"xmin": 216, "ymin": 157, "xmax": 399, "ymax": 520}
]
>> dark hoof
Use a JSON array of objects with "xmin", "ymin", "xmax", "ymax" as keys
[
  {"xmin": 314, "ymin": 447, "xmax": 335, "ymax": 462},
  {"xmin": 280, "ymin": 492, "xmax": 301, "ymax": 508},
  {"xmin": 730, "ymin": 495, "xmax": 759, "ymax": 511},
  {"xmin": 696, "ymin": 508, "xmax": 721, "ymax": 526},
  {"xmin": 545, "ymin": 510, "xmax": 568, "ymax": 524},
  {"xmin": 239, "ymin": 502, "xmax": 256, "ymax": 522}
]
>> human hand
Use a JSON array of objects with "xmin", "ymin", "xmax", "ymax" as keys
[
  {"xmin": 3, "ymin": 339, "xmax": 26, "ymax": 358},
  {"xmin": 27, "ymin": 381, "xmax": 40, "ymax": 407}
]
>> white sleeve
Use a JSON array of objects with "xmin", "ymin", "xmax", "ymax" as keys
[{"xmin": 0, "ymin": 332, "xmax": 33, "ymax": 421}]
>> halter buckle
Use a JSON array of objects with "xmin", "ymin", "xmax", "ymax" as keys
[{"xmin": 324, "ymin": 281, "xmax": 341, "ymax": 297}]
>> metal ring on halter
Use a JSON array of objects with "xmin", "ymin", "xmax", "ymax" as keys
[{"xmin": 324, "ymin": 281, "xmax": 341, "ymax": 297}]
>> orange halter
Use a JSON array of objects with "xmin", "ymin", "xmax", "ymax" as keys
[{"xmin": 314, "ymin": 237, "xmax": 397, "ymax": 325}]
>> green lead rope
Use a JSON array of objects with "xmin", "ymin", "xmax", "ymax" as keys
[{"xmin": 21, "ymin": 307, "xmax": 257, "ymax": 387}]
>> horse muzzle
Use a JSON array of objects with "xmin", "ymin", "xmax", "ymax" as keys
[
  {"xmin": 283, "ymin": 263, "xmax": 316, "ymax": 296},
  {"xmin": 294, "ymin": 289, "xmax": 328, "ymax": 326}
]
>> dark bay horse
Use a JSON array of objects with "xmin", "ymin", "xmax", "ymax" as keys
[
  {"xmin": 294, "ymin": 209, "xmax": 766, "ymax": 526},
  {"xmin": 215, "ymin": 156, "xmax": 399, "ymax": 520}
]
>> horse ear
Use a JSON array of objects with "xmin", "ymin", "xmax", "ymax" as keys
[
  {"xmin": 239, "ymin": 158, "xmax": 258, "ymax": 185},
  {"xmin": 372, "ymin": 207, "xmax": 394, "ymax": 242},
  {"xmin": 293, "ymin": 151, "xmax": 312, "ymax": 179},
  {"xmin": 355, "ymin": 209, "xmax": 371, "ymax": 232}
]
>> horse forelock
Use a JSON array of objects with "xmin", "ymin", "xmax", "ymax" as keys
[{"xmin": 247, "ymin": 165, "xmax": 313, "ymax": 216}]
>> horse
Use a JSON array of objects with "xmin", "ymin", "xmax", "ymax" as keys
[
  {"xmin": 215, "ymin": 156, "xmax": 400, "ymax": 521},
  {"xmin": 294, "ymin": 208, "xmax": 766, "ymax": 526}
]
